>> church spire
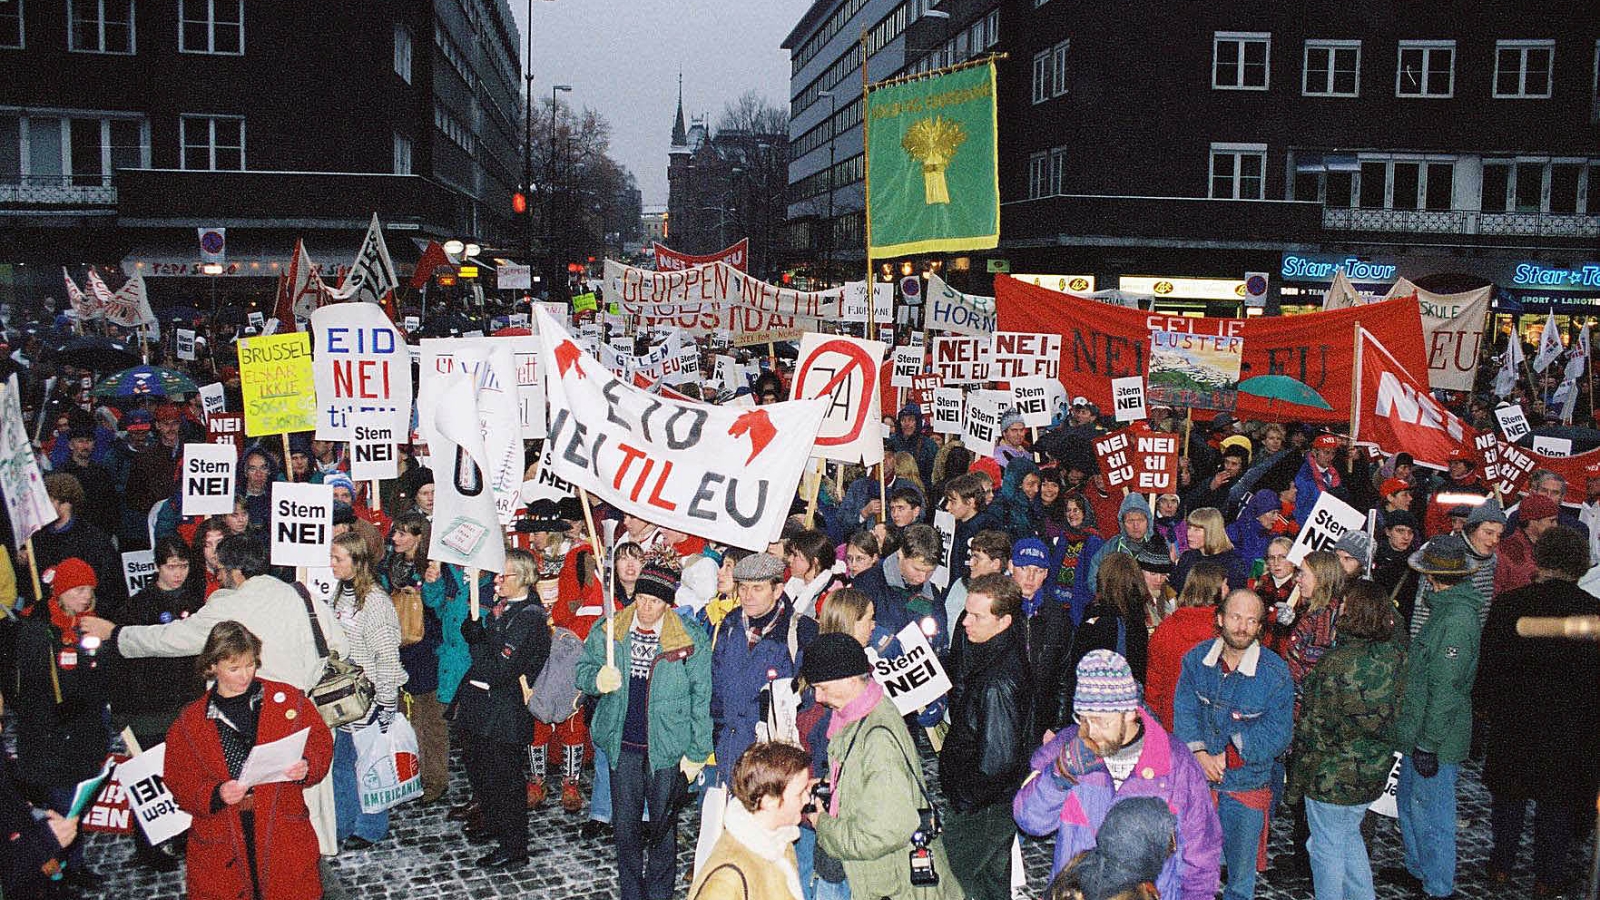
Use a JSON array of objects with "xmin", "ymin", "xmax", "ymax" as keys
[{"xmin": 670, "ymin": 73, "xmax": 688, "ymax": 151}]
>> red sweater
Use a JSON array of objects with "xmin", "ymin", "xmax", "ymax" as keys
[{"xmin": 1145, "ymin": 606, "xmax": 1219, "ymax": 732}]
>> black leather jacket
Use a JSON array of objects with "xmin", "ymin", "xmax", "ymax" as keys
[
  {"xmin": 938, "ymin": 623, "xmax": 1033, "ymax": 813},
  {"xmin": 1018, "ymin": 595, "xmax": 1074, "ymax": 738}
]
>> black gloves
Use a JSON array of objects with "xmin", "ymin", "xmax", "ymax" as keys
[{"xmin": 460, "ymin": 617, "xmax": 487, "ymax": 645}]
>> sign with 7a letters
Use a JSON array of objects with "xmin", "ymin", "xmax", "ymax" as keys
[
  {"xmin": 1287, "ymin": 492, "xmax": 1365, "ymax": 565},
  {"xmin": 350, "ymin": 423, "xmax": 399, "ymax": 481}
]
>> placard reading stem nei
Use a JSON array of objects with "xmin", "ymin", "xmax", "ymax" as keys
[
  {"xmin": 181, "ymin": 443, "xmax": 238, "ymax": 517},
  {"xmin": 270, "ymin": 482, "xmax": 334, "ymax": 568}
]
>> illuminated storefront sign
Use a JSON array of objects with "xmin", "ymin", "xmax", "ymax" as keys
[
  {"xmin": 1012, "ymin": 273, "xmax": 1096, "ymax": 293},
  {"xmin": 1279, "ymin": 253, "xmax": 1398, "ymax": 283},
  {"xmin": 1510, "ymin": 262, "xmax": 1600, "ymax": 291},
  {"xmin": 1119, "ymin": 275, "xmax": 1246, "ymax": 302}
]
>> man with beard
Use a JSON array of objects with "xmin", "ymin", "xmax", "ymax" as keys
[
  {"xmin": 1015, "ymin": 650, "xmax": 1222, "ymax": 899},
  {"xmin": 1173, "ymin": 590, "xmax": 1293, "ymax": 900}
]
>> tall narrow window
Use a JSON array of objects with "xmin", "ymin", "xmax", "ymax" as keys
[
  {"xmin": 1028, "ymin": 152, "xmax": 1048, "ymax": 199},
  {"xmin": 393, "ymin": 133, "xmax": 413, "ymax": 175},
  {"xmin": 1051, "ymin": 40, "xmax": 1070, "ymax": 98},
  {"xmin": 0, "ymin": 0, "xmax": 24, "ymax": 49},
  {"xmin": 394, "ymin": 23, "xmax": 413, "ymax": 83},
  {"xmin": 1049, "ymin": 146, "xmax": 1068, "ymax": 196},
  {"xmin": 1031, "ymin": 50, "xmax": 1050, "ymax": 104}
]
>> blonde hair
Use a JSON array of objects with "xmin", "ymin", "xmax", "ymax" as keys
[
  {"xmin": 333, "ymin": 531, "xmax": 379, "ymax": 610},
  {"xmin": 1298, "ymin": 550, "xmax": 1345, "ymax": 614},
  {"xmin": 818, "ymin": 588, "xmax": 872, "ymax": 637},
  {"xmin": 890, "ymin": 451, "xmax": 926, "ymax": 496},
  {"xmin": 1186, "ymin": 507, "xmax": 1235, "ymax": 555},
  {"xmin": 504, "ymin": 548, "xmax": 540, "ymax": 588}
]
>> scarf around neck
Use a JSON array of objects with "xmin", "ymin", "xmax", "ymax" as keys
[{"xmin": 721, "ymin": 797, "xmax": 805, "ymax": 900}]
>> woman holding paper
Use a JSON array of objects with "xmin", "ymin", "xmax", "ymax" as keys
[{"xmin": 164, "ymin": 621, "xmax": 333, "ymax": 900}]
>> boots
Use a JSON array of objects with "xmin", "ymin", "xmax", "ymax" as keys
[
  {"xmin": 526, "ymin": 744, "xmax": 548, "ymax": 809},
  {"xmin": 560, "ymin": 743, "xmax": 585, "ymax": 814},
  {"xmin": 447, "ymin": 799, "xmax": 481, "ymax": 822}
]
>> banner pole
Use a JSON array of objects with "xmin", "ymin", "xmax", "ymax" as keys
[
  {"xmin": 1350, "ymin": 322, "xmax": 1363, "ymax": 437},
  {"xmin": 281, "ymin": 433, "xmax": 294, "ymax": 482},
  {"xmin": 468, "ymin": 567, "xmax": 480, "ymax": 622},
  {"xmin": 861, "ymin": 27, "xmax": 875, "ymax": 346},
  {"xmin": 23, "ymin": 538, "xmax": 41, "ymax": 606},
  {"xmin": 371, "ymin": 481, "xmax": 381, "ymax": 512},
  {"xmin": 575, "ymin": 487, "xmax": 616, "ymax": 671}
]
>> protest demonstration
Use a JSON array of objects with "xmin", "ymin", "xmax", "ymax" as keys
[{"xmin": 1, "ymin": 3, "xmax": 1599, "ymax": 900}]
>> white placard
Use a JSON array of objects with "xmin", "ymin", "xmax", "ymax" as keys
[
  {"xmin": 522, "ymin": 444, "xmax": 577, "ymax": 504},
  {"xmin": 1531, "ymin": 435, "xmax": 1571, "ymax": 457},
  {"xmin": 932, "ymin": 336, "xmax": 991, "ymax": 385},
  {"xmin": 181, "ymin": 443, "xmax": 237, "ymax": 516},
  {"xmin": 497, "ymin": 264, "xmax": 532, "ymax": 290},
  {"xmin": 962, "ymin": 390, "xmax": 1005, "ymax": 455},
  {"xmin": 713, "ymin": 355, "xmax": 740, "ymax": 392},
  {"xmin": 247, "ymin": 311, "xmax": 265, "ymax": 329},
  {"xmin": 175, "ymin": 329, "xmax": 197, "ymax": 361},
  {"xmin": 1287, "ymin": 491, "xmax": 1366, "ymax": 565},
  {"xmin": 792, "ymin": 333, "xmax": 887, "ymax": 466},
  {"xmin": 1112, "ymin": 376, "xmax": 1147, "ymax": 423},
  {"xmin": 270, "ymin": 482, "xmax": 334, "ymax": 568},
  {"xmin": 931, "ymin": 510, "xmax": 956, "ymax": 591},
  {"xmin": 842, "ymin": 281, "xmax": 894, "ymax": 324},
  {"xmin": 350, "ymin": 423, "xmax": 400, "ymax": 481},
  {"xmin": 301, "ymin": 566, "xmax": 337, "ymax": 603},
  {"xmin": 115, "ymin": 744, "xmax": 192, "ymax": 845},
  {"xmin": 539, "ymin": 301, "xmax": 569, "ymax": 328},
  {"xmin": 310, "ymin": 303, "xmax": 412, "ymax": 442},
  {"xmin": 890, "ymin": 346, "xmax": 922, "ymax": 388},
  {"xmin": 121, "ymin": 549, "xmax": 156, "ymax": 596},
  {"xmin": 988, "ymin": 331, "xmax": 1062, "ymax": 380},
  {"xmin": 1494, "ymin": 404, "xmax": 1531, "ymax": 443},
  {"xmin": 1010, "ymin": 376, "xmax": 1057, "ymax": 428},
  {"xmin": 931, "ymin": 388, "xmax": 964, "ymax": 434},
  {"xmin": 403, "ymin": 315, "xmax": 420, "ymax": 332},
  {"xmin": 1368, "ymin": 752, "xmax": 1403, "ymax": 818},
  {"xmin": 198, "ymin": 382, "xmax": 226, "ymax": 419},
  {"xmin": 871, "ymin": 621, "xmax": 953, "ymax": 715}
]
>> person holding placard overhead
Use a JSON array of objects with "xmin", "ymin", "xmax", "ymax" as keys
[{"xmin": 164, "ymin": 621, "xmax": 334, "ymax": 900}]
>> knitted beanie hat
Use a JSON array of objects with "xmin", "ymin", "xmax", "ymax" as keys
[
  {"xmin": 45, "ymin": 558, "xmax": 98, "ymax": 597},
  {"xmin": 633, "ymin": 563, "xmax": 679, "ymax": 604},
  {"xmin": 1074, "ymin": 650, "xmax": 1141, "ymax": 715}
]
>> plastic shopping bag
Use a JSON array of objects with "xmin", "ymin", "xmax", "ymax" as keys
[
  {"xmin": 353, "ymin": 717, "xmax": 423, "ymax": 814},
  {"xmin": 694, "ymin": 784, "xmax": 730, "ymax": 874}
]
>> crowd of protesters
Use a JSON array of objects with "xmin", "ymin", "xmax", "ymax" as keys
[{"xmin": 0, "ymin": 310, "xmax": 1595, "ymax": 900}]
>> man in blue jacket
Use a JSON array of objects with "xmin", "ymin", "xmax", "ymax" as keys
[{"xmin": 1173, "ymin": 588, "xmax": 1294, "ymax": 900}]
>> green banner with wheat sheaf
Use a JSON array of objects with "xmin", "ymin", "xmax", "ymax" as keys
[{"xmin": 866, "ymin": 61, "xmax": 999, "ymax": 258}]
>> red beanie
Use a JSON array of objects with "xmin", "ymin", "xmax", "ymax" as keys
[
  {"xmin": 1519, "ymin": 493, "xmax": 1560, "ymax": 522},
  {"xmin": 970, "ymin": 456, "xmax": 1003, "ymax": 485},
  {"xmin": 44, "ymin": 558, "xmax": 97, "ymax": 597}
]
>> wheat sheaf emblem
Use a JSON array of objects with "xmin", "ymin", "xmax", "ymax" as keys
[{"xmin": 901, "ymin": 115, "xmax": 967, "ymax": 205}]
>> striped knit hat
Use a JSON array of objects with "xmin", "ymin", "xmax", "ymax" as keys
[
  {"xmin": 1074, "ymin": 650, "xmax": 1141, "ymax": 715},
  {"xmin": 634, "ymin": 563, "xmax": 679, "ymax": 604}
]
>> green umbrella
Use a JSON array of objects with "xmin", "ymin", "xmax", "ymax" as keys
[{"xmin": 1237, "ymin": 374, "xmax": 1332, "ymax": 411}]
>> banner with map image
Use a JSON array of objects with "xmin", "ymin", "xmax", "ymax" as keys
[{"xmin": 1147, "ymin": 330, "xmax": 1243, "ymax": 411}]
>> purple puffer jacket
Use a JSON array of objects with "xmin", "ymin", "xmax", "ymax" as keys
[{"xmin": 1013, "ymin": 708, "xmax": 1222, "ymax": 900}]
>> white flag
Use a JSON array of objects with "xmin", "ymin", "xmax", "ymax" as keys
[
  {"xmin": 1492, "ymin": 332, "xmax": 1525, "ymax": 399},
  {"xmin": 1533, "ymin": 310, "xmax": 1564, "ymax": 373},
  {"xmin": 325, "ymin": 214, "xmax": 398, "ymax": 306},
  {"xmin": 0, "ymin": 375, "xmax": 57, "ymax": 549},
  {"xmin": 1564, "ymin": 322, "xmax": 1589, "ymax": 383}
]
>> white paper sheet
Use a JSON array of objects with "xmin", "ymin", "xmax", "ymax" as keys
[{"xmin": 237, "ymin": 728, "xmax": 310, "ymax": 788}]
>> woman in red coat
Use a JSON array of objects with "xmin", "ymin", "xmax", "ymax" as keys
[
  {"xmin": 164, "ymin": 621, "xmax": 334, "ymax": 900},
  {"xmin": 1145, "ymin": 561, "xmax": 1229, "ymax": 731}
]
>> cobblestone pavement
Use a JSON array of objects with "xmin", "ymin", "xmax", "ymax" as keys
[{"xmin": 78, "ymin": 741, "xmax": 1592, "ymax": 900}]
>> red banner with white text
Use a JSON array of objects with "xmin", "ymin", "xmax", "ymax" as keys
[
  {"xmin": 653, "ymin": 238, "xmax": 749, "ymax": 272},
  {"xmin": 994, "ymin": 276, "xmax": 1428, "ymax": 423},
  {"xmin": 1352, "ymin": 326, "xmax": 1477, "ymax": 469}
]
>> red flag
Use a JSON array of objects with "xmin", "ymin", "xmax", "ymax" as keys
[
  {"xmin": 275, "ymin": 240, "xmax": 326, "ymax": 332},
  {"xmin": 409, "ymin": 240, "xmax": 452, "ymax": 290},
  {"xmin": 1352, "ymin": 326, "xmax": 1476, "ymax": 469}
]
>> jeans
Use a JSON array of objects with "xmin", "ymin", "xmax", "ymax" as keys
[
  {"xmin": 332, "ymin": 728, "xmax": 389, "ymax": 843},
  {"xmin": 612, "ymin": 748, "xmax": 682, "ymax": 900},
  {"xmin": 1305, "ymin": 797, "xmax": 1375, "ymax": 900},
  {"xmin": 589, "ymin": 746, "xmax": 613, "ymax": 823},
  {"xmin": 797, "ymin": 825, "xmax": 817, "ymax": 900},
  {"xmin": 1218, "ymin": 792, "xmax": 1265, "ymax": 900},
  {"xmin": 1396, "ymin": 756, "xmax": 1459, "ymax": 898},
  {"xmin": 1489, "ymin": 797, "xmax": 1577, "ymax": 887}
]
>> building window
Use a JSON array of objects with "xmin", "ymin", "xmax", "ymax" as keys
[
  {"xmin": 1031, "ymin": 50, "xmax": 1050, "ymax": 104},
  {"xmin": 394, "ymin": 23, "xmax": 413, "ymax": 83},
  {"xmin": 1049, "ymin": 146, "xmax": 1067, "ymax": 196},
  {"xmin": 1209, "ymin": 143, "xmax": 1267, "ymax": 199},
  {"xmin": 1483, "ymin": 157, "xmax": 1600, "ymax": 213},
  {"xmin": 0, "ymin": 112, "xmax": 147, "ymax": 186},
  {"xmin": 393, "ymin": 133, "xmax": 413, "ymax": 175},
  {"xmin": 1027, "ymin": 152, "xmax": 1048, "ymax": 199},
  {"xmin": 0, "ymin": 1, "xmax": 24, "ymax": 49},
  {"xmin": 1303, "ymin": 40, "xmax": 1359, "ymax": 96},
  {"xmin": 985, "ymin": 11, "xmax": 999, "ymax": 48},
  {"xmin": 1051, "ymin": 40, "xmax": 1069, "ymax": 98},
  {"xmin": 1213, "ymin": 33, "xmax": 1270, "ymax": 90},
  {"xmin": 1396, "ymin": 40, "xmax": 1454, "ymax": 97},
  {"xmin": 1494, "ymin": 39, "xmax": 1554, "ymax": 98},
  {"xmin": 1352, "ymin": 155, "xmax": 1456, "ymax": 209},
  {"xmin": 180, "ymin": 115, "xmax": 244, "ymax": 171},
  {"xmin": 179, "ymin": 0, "xmax": 242, "ymax": 55},
  {"xmin": 69, "ymin": 0, "xmax": 135, "ymax": 54}
]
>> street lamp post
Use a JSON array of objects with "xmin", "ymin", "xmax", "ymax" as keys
[
  {"xmin": 522, "ymin": 0, "xmax": 536, "ymax": 278},
  {"xmin": 817, "ymin": 90, "xmax": 837, "ymax": 287},
  {"xmin": 548, "ymin": 83, "xmax": 572, "ymax": 302}
]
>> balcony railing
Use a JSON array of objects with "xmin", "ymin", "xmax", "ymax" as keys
[
  {"xmin": 1323, "ymin": 205, "xmax": 1600, "ymax": 238},
  {"xmin": 0, "ymin": 175, "xmax": 117, "ymax": 206}
]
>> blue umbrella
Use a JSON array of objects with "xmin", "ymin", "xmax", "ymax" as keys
[{"xmin": 91, "ymin": 365, "xmax": 199, "ymax": 399}]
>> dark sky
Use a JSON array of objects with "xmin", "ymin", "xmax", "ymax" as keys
[{"xmin": 513, "ymin": 1, "xmax": 810, "ymax": 207}]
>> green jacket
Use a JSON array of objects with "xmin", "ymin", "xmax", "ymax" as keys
[
  {"xmin": 1288, "ymin": 635, "xmax": 1406, "ymax": 806},
  {"xmin": 1392, "ymin": 580, "xmax": 1481, "ymax": 763},
  {"xmin": 814, "ymin": 692, "xmax": 963, "ymax": 900},
  {"xmin": 576, "ymin": 605, "xmax": 712, "ymax": 773}
]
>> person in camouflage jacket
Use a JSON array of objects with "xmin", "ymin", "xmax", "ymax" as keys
[{"xmin": 1287, "ymin": 581, "xmax": 1406, "ymax": 900}]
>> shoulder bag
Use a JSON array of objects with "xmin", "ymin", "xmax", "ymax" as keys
[{"xmin": 295, "ymin": 582, "xmax": 376, "ymax": 727}]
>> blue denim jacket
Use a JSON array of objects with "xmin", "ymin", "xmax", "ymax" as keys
[{"xmin": 1172, "ymin": 639, "xmax": 1294, "ymax": 793}]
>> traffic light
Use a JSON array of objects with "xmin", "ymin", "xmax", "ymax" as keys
[{"xmin": 511, "ymin": 190, "xmax": 528, "ymax": 216}]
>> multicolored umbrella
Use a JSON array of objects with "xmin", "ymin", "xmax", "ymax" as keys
[{"xmin": 91, "ymin": 365, "xmax": 199, "ymax": 399}]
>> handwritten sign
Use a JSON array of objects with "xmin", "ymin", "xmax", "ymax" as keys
[
  {"xmin": 310, "ymin": 303, "xmax": 411, "ymax": 441},
  {"xmin": 989, "ymin": 331, "xmax": 1061, "ymax": 380},
  {"xmin": 238, "ymin": 332, "xmax": 317, "ymax": 437}
]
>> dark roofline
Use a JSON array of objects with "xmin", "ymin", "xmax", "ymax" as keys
[{"xmin": 782, "ymin": 0, "xmax": 845, "ymax": 50}]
